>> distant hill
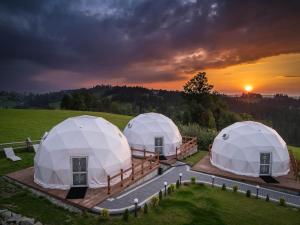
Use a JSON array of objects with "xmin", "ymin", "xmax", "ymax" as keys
[{"xmin": 1, "ymin": 86, "xmax": 300, "ymax": 146}]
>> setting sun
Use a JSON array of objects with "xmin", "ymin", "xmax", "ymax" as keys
[{"xmin": 244, "ymin": 85, "xmax": 253, "ymax": 92}]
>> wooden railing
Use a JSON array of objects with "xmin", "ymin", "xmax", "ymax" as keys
[
  {"xmin": 0, "ymin": 138, "xmax": 41, "ymax": 151},
  {"xmin": 289, "ymin": 150, "xmax": 299, "ymax": 180},
  {"xmin": 107, "ymin": 149, "xmax": 159, "ymax": 194},
  {"xmin": 176, "ymin": 136, "xmax": 197, "ymax": 160}
]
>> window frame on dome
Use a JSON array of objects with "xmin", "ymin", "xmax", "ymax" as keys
[
  {"xmin": 259, "ymin": 152, "xmax": 272, "ymax": 176},
  {"xmin": 71, "ymin": 156, "xmax": 89, "ymax": 187}
]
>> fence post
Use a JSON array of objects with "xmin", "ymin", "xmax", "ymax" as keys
[
  {"xmin": 141, "ymin": 159, "xmax": 144, "ymax": 175},
  {"xmin": 120, "ymin": 169, "xmax": 123, "ymax": 187},
  {"xmin": 176, "ymin": 147, "xmax": 178, "ymax": 159},
  {"xmin": 149, "ymin": 156, "xmax": 152, "ymax": 169},
  {"xmin": 132, "ymin": 163, "xmax": 135, "ymax": 180},
  {"xmin": 143, "ymin": 149, "xmax": 146, "ymax": 159},
  {"xmin": 107, "ymin": 175, "xmax": 111, "ymax": 194},
  {"xmin": 157, "ymin": 152, "xmax": 159, "ymax": 165}
]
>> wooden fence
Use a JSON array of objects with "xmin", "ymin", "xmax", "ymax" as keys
[
  {"xmin": 0, "ymin": 138, "xmax": 40, "ymax": 151},
  {"xmin": 289, "ymin": 150, "xmax": 300, "ymax": 180},
  {"xmin": 176, "ymin": 136, "xmax": 197, "ymax": 160},
  {"xmin": 107, "ymin": 149, "xmax": 159, "ymax": 194}
]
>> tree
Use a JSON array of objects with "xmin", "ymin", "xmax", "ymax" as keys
[
  {"xmin": 183, "ymin": 72, "xmax": 213, "ymax": 96},
  {"xmin": 60, "ymin": 94, "xmax": 73, "ymax": 109}
]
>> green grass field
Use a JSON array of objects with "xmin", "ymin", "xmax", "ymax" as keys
[
  {"xmin": 182, "ymin": 150, "xmax": 208, "ymax": 166},
  {"xmin": 289, "ymin": 146, "xmax": 300, "ymax": 160},
  {"xmin": 0, "ymin": 109, "xmax": 132, "ymax": 143},
  {"xmin": 1, "ymin": 179, "xmax": 299, "ymax": 225}
]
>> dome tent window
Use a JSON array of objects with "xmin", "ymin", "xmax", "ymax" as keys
[{"xmin": 72, "ymin": 157, "xmax": 88, "ymax": 187}]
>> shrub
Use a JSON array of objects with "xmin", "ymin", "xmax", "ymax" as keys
[
  {"xmin": 246, "ymin": 190, "xmax": 251, "ymax": 198},
  {"xmin": 167, "ymin": 186, "xmax": 172, "ymax": 195},
  {"xmin": 150, "ymin": 196, "xmax": 159, "ymax": 207},
  {"xmin": 143, "ymin": 203, "xmax": 148, "ymax": 214},
  {"xmin": 159, "ymin": 190, "xmax": 163, "ymax": 201},
  {"xmin": 191, "ymin": 177, "xmax": 196, "ymax": 184},
  {"xmin": 101, "ymin": 208, "xmax": 109, "ymax": 220},
  {"xmin": 232, "ymin": 185, "xmax": 238, "ymax": 193},
  {"xmin": 176, "ymin": 180, "xmax": 180, "ymax": 189},
  {"xmin": 222, "ymin": 184, "xmax": 226, "ymax": 191},
  {"xmin": 123, "ymin": 209, "xmax": 129, "ymax": 222},
  {"xmin": 266, "ymin": 194, "xmax": 270, "ymax": 202},
  {"xmin": 170, "ymin": 184, "xmax": 175, "ymax": 192},
  {"xmin": 158, "ymin": 167, "xmax": 163, "ymax": 175},
  {"xmin": 279, "ymin": 197, "xmax": 286, "ymax": 206}
]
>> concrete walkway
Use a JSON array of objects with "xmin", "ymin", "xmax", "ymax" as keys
[{"xmin": 93, "ymin": 162, "xmax": 300, "ymax": 213}]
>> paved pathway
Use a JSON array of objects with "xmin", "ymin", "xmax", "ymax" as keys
[{"xmin": 94, "ymin": 162, "xmax": 300, "ymax": 213}]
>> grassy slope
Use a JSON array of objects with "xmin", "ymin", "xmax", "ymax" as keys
[
  {"xmin": 182, "ymin": 150, "xmax": 208, "ymax": 166},
  {"xmin": 1, "ymin": 179, "xmax": 299, "ymax": 225},
  {"xmin": 0, "ymin": 109, "xmax": 132, "ymax": 175},
  {"xmin": 0, "ymin": 109, "xmax": 132, "ymax": 143},
  {"xmin": 289, "ymin": 146, "xmax": 300, "ymax": 160}
]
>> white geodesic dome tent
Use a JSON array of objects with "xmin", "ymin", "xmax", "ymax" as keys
[
  {"xmin": 34, "ymin": 115, "xmax": 132, "ymax": 189},
  {"xmin": 123, "ymin": 113, "xmax": 182, "ymax": 157},
  {"xmin": 210, "ymin": 121, "xmax": 290, "ymax": 177}
]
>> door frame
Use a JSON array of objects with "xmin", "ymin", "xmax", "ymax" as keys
[
  {"xmin": 259, "ymin": 152, "xmax": 272, "ymax": 176},
  {"xmin": 71, "ymin": 156, "xmax": 88, "ymax": 187},
  {"xmin": 154, "ymin": 136, "xmax": 164, "ymax": 155}
]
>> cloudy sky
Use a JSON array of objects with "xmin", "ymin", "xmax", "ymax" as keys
[{"xmin": 0, "ymin": 0, "xmax": 300, "ymax": 94}]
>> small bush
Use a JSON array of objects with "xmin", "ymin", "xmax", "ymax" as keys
[
  {"xmin": 123, "ymin": 209, "xmax": 129, "ymax": 222},
  {"xmin": 222, "ymin": 184, "xmax": 226, "ymax": 191},
  {"xmin": 167, "ymin": 186, "xmax": 172, "ymax": 195},
  {"xmin": 158, "ymin": 167, "xmax": 163, "ymax": 175},
  {"xmin": 143, "ymin": 203, "xmax": 148, "ymax": 214},
  {"xmin": 266, "ymin": 194, "xmax": 270, "ymax": 202},
  {"xmin": 279, "ymin": 197, "xmax": 286, "ymax": 206},
  {"xmin": 176, "ymin": 180, "xmax": 180, "ymax": 189},
  {"xmin": 170, "ymin": 184, "xmax": 175, "ymax": 192},
  {"xmin": 150, "ymin": 196, "xmax": 159, "ymax": 207},
  {"xmin": 246, "ymin": 190, "xmax": 251, "ymax": 198},
  {"xmin": 101, "ymin": 208, "xmax": 109, "ymax": 220},
  {"xmin": 232, "ymin": 185, "xmax": 238, "ymax": 193},
  {"xmin": 159, "ymin": 190, "xmax": 163, "ymax": 201},
  {"xmin": 191, "ymin": 177, "xmax": 196, "ymax": 184}
]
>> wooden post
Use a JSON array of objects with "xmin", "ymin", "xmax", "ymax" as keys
[
  {"xmin": 141, "ymin": 159, "xmax": 144, "ymax": 175},
  {"xmin": 175, "ymin": 147, "xmax": 178, "ymax": 159},
  {"xmin": 120, "ymin": 169, "xmax": 123, "ymax": 187},
  {"xmin": 149, "ymin": 156, "xmax": 152, "ymax": 169},
  {"xmin": 157, "ymin": 152, "xmax": 160, "ymax": 165},
  {"xmin": 131, "ymin": 163, "xmax": 135, "ymax": 180},
  {"xmin": 143, "ymin": 149, "xmax": 146, "ymax": 159},
  {"xmin": 107, "ymin": 175, "xmax": 111, "ymax": 194}
]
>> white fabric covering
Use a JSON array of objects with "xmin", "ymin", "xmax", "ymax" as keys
[
  {"xmin": 123, "ymin": 113, "xmax": 182, "ymax": 156},
  {"xmin": 211, "ymin": 121, "xmax": 290, "ymax": 177},
  {"xmin": 34, "ymin": 115, "xmax": 132, "ymax": 189}
]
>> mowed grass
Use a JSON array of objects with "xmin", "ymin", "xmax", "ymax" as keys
[
  {"xmin": 0, "ymin": 109, "xmax": 132, "ymax": 175},
  {"xmin": 0, "ymin": 109, "xmax": 132, "ymax": 143},
  {"xmin": 289, "ymin": 146, "xmax": 300, "ymax": 160},
  {"xmin": 1, "ymin": 179, "xmax": 300, "ymax": 225},
  {"xmin": 182, "ymin": 150, "xmax": 208, "ymax": 166}
]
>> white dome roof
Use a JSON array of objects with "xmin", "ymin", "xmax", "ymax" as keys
[
  {"xmin": 34, "ymin": 115, "xmax": 131, "ymax": 189},
  {"xmin": 123, "ymin": 113, "xmax": 182, "ymax": 156},
  {"xmin": 211, "ymin": 121, "xmax": 290, "ymax": 177}
]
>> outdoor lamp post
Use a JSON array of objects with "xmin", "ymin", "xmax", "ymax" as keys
[
  {"xmin": 256, "ymin": 185, "xmax": 260, "ymax": 198},
  {"xmin": 164, "ymin": 181, "xmax": 168, "ymax": 196},
  {"xmin": 179, "ymin": 173, "xmax": 182, "ymax": 185},
  {"xmin": 211, "ymin": 175, "xmax": 215, "ymax": 187},
  {"xmin": 134, "ymin": 198, "xmax": 139, "ymax": 217}
]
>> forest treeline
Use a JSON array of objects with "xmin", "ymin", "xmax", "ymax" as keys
[{"xmin": 0, "ymin": 73, "xmax": 299, "ymax": 146}]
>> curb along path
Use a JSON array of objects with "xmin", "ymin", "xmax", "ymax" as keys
[{"xmin": 94, "ymin": 162, "xmax": 300, "ymax": 213}]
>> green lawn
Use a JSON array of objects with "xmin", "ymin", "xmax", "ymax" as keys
[
  {"xmin": 0, "ymin": 109, "xmax": 132, "ymax": 143},
  {"xmin": 182, "ymin": 150, "xmax": 208, "ymax": 166},
  {"xmin": 1, "ymin": 178, "xmax": 299, "ymax": 225},
  {"xmin": 0, "ymin": 109, "xmax": 132, "ymax": 175},
  {"xmin": 289, "ymin": 146, "xmax": 300, "ymax": 160}
]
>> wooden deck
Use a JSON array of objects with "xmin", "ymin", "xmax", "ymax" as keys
[
  {"xmin": 193, "ymin": 155, "xmax": 300, "ymax": 192},
  {"xmin": 6, "ymin": 158, "xmax": 159, "ymax": 210}
]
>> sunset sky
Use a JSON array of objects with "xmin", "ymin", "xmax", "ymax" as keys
[{"xmin": 0, "ymin": 0, "xmax": 300, "ymax": 95}]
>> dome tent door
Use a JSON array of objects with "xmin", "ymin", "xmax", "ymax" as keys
[
  {"xmin": 72, "ymin": 156, "xmax": 88, "ymax": 187},
  {"xmin": 155, "ymin": 137, "xmax": 164, "ymax": 155},
  {"xmin": 259, "ymin": 153, "xmax": 272, "ymax": 176}
]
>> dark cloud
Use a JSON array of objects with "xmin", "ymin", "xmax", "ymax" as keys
[{"xmin": 0, "ymin": 0, "xmax": 299, "ymax": 91}]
